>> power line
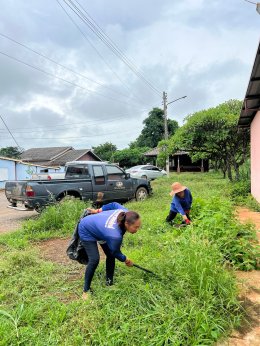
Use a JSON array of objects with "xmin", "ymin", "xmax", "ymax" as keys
[
  {"xmin": 66, "ymin": 0, "xmax": 161, "ymax": 96},
  {"xmin": 0, "ymin": 49, "xmax": 143, "ymax": 107},
  {"xmin": 0, "ymin": 115, "xmax": 22, "ymax": 150},
  {"xmin": 0, "ymin": 127, "xmax": 142, "ymax": 140},
  {"xmin": 0, "ymin": 114, "xmax": 144, "ymax": 133},
  {"xmin": 56, "ymin": 0, "xmax": 144, "ymax": 104},
  {"xmin": 0, "ymin": 31, "xmax": 134, "ymax": 101},
  {"xmin": 62, "ymin": 0, "xmax": 162, "ymax": 96}
]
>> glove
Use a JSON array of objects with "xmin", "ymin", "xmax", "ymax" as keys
[{"xmin": 185, "ymin": 219, "xmax": 191, "ymax": 225}]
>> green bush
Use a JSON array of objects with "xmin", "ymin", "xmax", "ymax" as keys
[
  {"xmin": 22, "ymin": 198, "xmax": 89, "ymax": 237},
  {"xmin": 230, "ymin": 180, "xmax": 251, "ymax": 200}
]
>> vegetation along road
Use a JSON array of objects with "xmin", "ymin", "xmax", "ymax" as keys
[{"xmin": 0, "ymin": 172, "xmax": 259, "ymax": 345}]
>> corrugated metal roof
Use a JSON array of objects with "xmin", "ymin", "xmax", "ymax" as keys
[
  {"xmin": 51, "ymin": 149, "xmax": 101, "ymax": 165},
  {"xmin": 239, "ymin": 41, "xmax": 260, "ymax": 127},
  {"xmin": 144, "ymin": 148, "xmax": 189, "ymax": 157},
  {"xmin": 21, "ymin": 146, "xmax": 72, "ymax": 161}
]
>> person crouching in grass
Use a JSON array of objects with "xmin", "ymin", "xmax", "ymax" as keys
[
  {"xmin": 78, "ymin": 202, "xmax": 141, "ymax": 301},
  {"xmin": 166, "ymin": 182, "xmax": 192, "ymax": 226}
]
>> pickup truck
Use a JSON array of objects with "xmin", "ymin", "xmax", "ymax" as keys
[{"xmin": 5, "ymin": 161, "xmax": 152, "ymax": 212}]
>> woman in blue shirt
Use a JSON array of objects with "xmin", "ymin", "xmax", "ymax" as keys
[
  {"xmin": 166, "ymin": 182, "xmax": 192, "ymax": 226},
  {"xmin": 78, "ymin": 202, "xmax": 141, "ymax": 300}
]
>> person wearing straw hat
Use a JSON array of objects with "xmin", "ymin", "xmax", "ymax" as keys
[{"xmin": 166, "ymin": 182, "xmax": 192, "ymax": 226}]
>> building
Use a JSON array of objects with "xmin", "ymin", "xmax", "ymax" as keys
[
  {"xmin": 238, "ymin": 41, "xmax": 260, "ymax": 203},
  {"xmin": 21, "ymin": 147, "xmax": 101, "ymax": 170},
  {"xmin": 144, "ymin": 148, "xmax": 208, "ymax": 172},
  {"xmin": 0, "ymin": 156, "xmax": 59, "ymax": 189}
]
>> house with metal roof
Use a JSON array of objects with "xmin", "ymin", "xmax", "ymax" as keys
[
  {"xmin": 0, "ymin": 156, "xmax": 60, "ymax": 189},
  {"xmin": 21, "ymin": 146, "xmax": 101, "ymax": 169},
  {"xmin": 238, "ymin": 40, "xmax": 260, "ymax": 202},
  {"xmin": 144, "ymin": 148, "xmax": 208, "ymax": 172}
]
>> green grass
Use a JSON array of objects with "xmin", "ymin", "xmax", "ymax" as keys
[{"xmin": 0, "ymin": 172, "xmax": 258, "ymax": 345}]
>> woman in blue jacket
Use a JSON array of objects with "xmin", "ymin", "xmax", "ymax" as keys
[
  {"xmin": 78, "ymin": 202, "xmax": 141, "ymax": 300},
  {"xmin": 166, "ymin": 182, "xmax": 192, "ymax": 226}
]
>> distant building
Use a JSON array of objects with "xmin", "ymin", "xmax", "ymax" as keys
[
  {"xmin": 21, "ymin": 146, "xmax": 101, "ymax": 171},
  {"xmin": 238, "ymin": 41, "xmax": 260, "ymax": 203},
  {"xmin": 144, "ymin": 148, "xmax": 209, "ymax": 172},
  {"xmin": 0, "ymin": 156, "xmax": 59, "ymax": 189}
]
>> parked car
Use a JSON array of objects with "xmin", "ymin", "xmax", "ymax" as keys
[
  {"xmin": 125, "ymin": 165, "xmax": 167, "ymax": 180},
  {"xmin": 5, "ymin": 161, "xmax": 152, "ymax": 212}
]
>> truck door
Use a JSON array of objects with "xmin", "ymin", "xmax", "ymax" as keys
[
  {"xmin": 105, "ymin": 165, "xmax": 133, "ymax": 200},
  {"xmin": 92, "ymin": 165, "xmax": 107, "ymax": 204}
]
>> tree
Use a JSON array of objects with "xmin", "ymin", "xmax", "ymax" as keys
[
  {"xmin": 136, "ymin": 108, "xmax": 179, "ymax": 148},
  {"xmin": 167, "ymin": 100, "xmax": 249, "ymax": 181},
  {"xmin": 0, "ymin": 146, "xmax": 23, "ymax": 159},
  {"xmin": 113, "ymin": 147, "xmax": 149, "ymax": 168},
  {"xmin": 92, "ymin": 142, "xmax": 117, "ymax": 162}
]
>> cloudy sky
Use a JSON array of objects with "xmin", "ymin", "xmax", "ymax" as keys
[{"xmin": 0, "ymin": 0, "xmax": 259, "ymax": 150}]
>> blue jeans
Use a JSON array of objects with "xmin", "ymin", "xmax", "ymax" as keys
[{"xmin": 81, "ymin": 240, "xmax": 115, "ymax": 292}]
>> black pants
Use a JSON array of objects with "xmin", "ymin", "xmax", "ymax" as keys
[
  {"xmin": 81, "ymin": 240, "xmax": 115, "ymax": 292},
  {"xmin": 166, "ymin": 210, "xmax": 191, "ymax": 224}
]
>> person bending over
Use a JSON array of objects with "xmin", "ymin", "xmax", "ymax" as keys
[
  {"xmin": 166, "ymin": 182, "xmax": 192, "ymax": 226},
  {"xmin": 79, "ymin": 202, "xmax": 141, "ymax": 300}
]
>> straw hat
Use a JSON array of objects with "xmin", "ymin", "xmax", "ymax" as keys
[{"xmin": 170, "ymin": 182, "xmax": 187, "ymax": 196}]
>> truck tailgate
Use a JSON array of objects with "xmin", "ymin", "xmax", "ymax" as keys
[{"xmin": 5, "ymin": 181, "xmax": 27, "ymax": 200}]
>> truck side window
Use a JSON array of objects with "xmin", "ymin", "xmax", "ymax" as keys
[
  {"xmin": 93, "ymin": 166, "xmax": 105, "ymax": 185},
  {"xmin": 66, "ymin": 165, "xmax": 90, "ymax": 179},
  {"xmin": 106, "ymin": 165, "xmax": 125, "ymax": 180}
]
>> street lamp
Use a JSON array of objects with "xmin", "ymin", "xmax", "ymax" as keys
[{"xmin": 163, "ymin": 93, "xmax": 187, "ymax": 177}]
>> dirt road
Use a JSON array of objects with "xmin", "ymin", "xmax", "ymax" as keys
[{"xmin": 0, "ymin": 190, "xmax": 37, "ymax": 234}]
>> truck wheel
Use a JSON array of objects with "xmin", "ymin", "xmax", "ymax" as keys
[{"xmin": 135, "ymin": 187, "xmax": 148, "ymax": 201}]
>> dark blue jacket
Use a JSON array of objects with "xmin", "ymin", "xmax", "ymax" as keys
[
  {"xmin": 78, "ymin": 203, "xmax": 128, "ymax": 262},
  {"xmin": 170, "ymin": 188, "xmax": 192, "ymax": 215}
]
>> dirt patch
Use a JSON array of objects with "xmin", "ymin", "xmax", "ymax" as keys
[
  {"xmin": 37, "ymin": 237, "xmax": 106, "ymax": 265},
  {"xmin": 223, "ymin": 208, "xmax": 260, "ymax": 346},
  {"xmin": 0, "ymin": 190, "xmax": 37, "ymax": 234}
]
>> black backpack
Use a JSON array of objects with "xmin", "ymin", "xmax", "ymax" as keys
[{"xmin": 66, "ymin": 210, "xmax": 89, "ymax": 265}]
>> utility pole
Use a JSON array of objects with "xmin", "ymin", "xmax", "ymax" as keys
[
  {"xmin": 163, "ymin": 91, "xmax": 170, "ymax": 177},
  {"xmin": 162, "ymin": 94, "xmax": 187, "ymax": 178}
]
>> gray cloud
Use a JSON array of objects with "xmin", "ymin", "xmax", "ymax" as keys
[{"xmin": 0, "ymin": 0, "xmax": 259, "ymax": 150}]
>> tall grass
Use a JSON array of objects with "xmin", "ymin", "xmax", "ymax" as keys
[{"xmin": 0, "ymin": 172, "xmax": 257, "ymax": 345}]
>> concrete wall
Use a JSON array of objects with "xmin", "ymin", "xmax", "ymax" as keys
[
  {"xmin": 251, "ymin": 110, "xmax": 260, "ymax": 203},
  {"xmin": 0, "ymin": 159, "xmax": 60, "ymax": 189}
]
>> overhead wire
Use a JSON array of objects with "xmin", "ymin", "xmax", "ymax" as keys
[
  {"xmin": 56, "ymin": 0, "xmax": 145, "ymax": 105},
  {"xmin": 0, "ymin": 127, "xmax": 142, "ymax": 140},
  {"xmin": 0, "ymin": 50, "xmax": 145, "ymax": 107},
  {"xmin": 0, "ymin": 32, "xmax": 133, "ymax": 100},
  {"xmin": 62, "ymin": 0, "xmax": 162, "ymax": 97},
  {"xmin": 0, "ymin": 115, "xmax": 22, "ymax": 150},
  {"xmin": 0, "ymin": 114, "xmax": 145, "ymax": 133}
]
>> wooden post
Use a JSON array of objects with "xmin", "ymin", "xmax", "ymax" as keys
[
  {"xmin": 201, "ymin": 159, "xmax": 204, "ymax": 173},
  {"xmin": 177, "ymin": 155, "xmax": 180, "ymax": 174}
]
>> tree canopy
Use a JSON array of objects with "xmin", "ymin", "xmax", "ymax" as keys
[
  {"xmin": 0, "ymin": 146, "xmax": 23, "ymax": 159},
  {"xmin": 136, "ymin": 108, "xmax": 179, "ymax": 148},
  {"xmin": 113, "ymin": 147, "xmax": 149, "ymax": 168},
  {"xmin": 165, "ymin": 100, "xmax": 249, "ymax": 180},
  {"xmin": 93, "ymin": 142, "xmax": 117, "ymax": 162}
]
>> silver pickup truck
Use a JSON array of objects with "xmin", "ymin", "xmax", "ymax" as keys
[{"xmin": 5, "ymin": 161, "xmax": 152, "ymax": 212}]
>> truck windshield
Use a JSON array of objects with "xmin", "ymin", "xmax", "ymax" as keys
[{"xmin": 66, "ymin": 165, "xmax": 90, "ymax": 179}]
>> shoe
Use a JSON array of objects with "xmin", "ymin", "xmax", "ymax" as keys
[
  {"xmin": 106, "ymin": 278, "xmax": 114, "ymax": 286},
  {"xmin": 82, "ymin": 291, "xmax": 92, "ymax": 301}
]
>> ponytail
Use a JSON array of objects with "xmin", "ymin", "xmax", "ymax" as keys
[{"xmin": 117, "ymin": 211, "xmax": 140, "ymax": 233}]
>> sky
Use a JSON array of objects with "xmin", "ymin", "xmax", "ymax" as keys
[{"xmin": 0, "ymin": 0, "xmax": 259, "ymax": 150}]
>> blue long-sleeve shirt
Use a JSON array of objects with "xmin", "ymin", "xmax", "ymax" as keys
[
  {"xmin": 78, "ymin": 203, "xmax": 128, "ymax": 262},
  {"xmin": 170, "ymin": 188, "xmax": 192, "ymax": 215}
]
